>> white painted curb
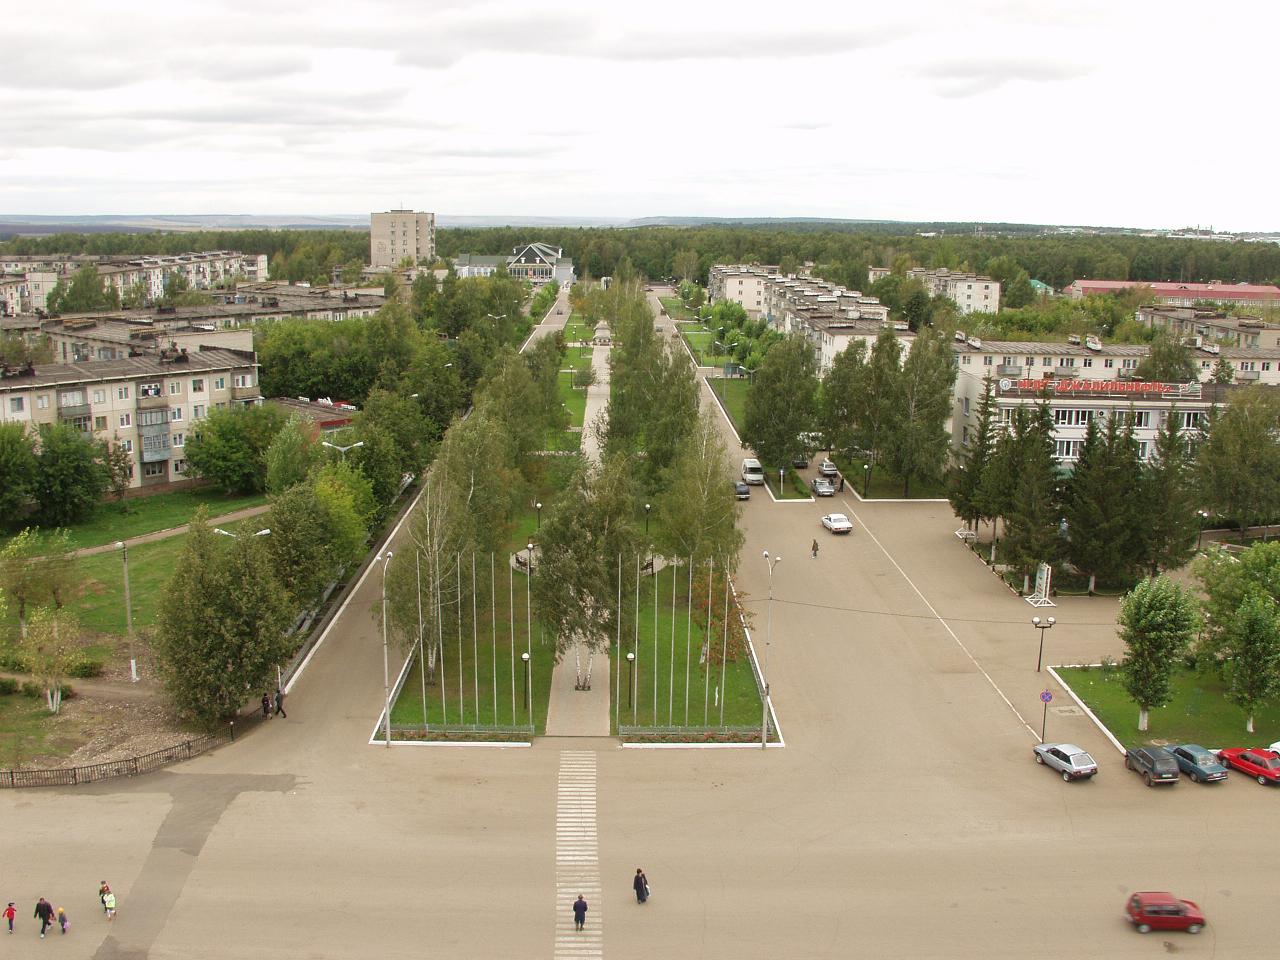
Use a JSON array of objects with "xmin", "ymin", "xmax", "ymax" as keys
[{"xmin": 1046, "ymin": 665, "xmax": 1127, "ymax": 756}]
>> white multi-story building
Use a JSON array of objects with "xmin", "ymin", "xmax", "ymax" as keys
[
  {"xmin": 867, "ymin": 266, "xmax": 1001, "ymax": 315},
  {"xmin": 0, "ymin": 346, "xmax": 261, "ymax": 491},
  {"xmin": 453, "ymin": 243, "xmax": 575, "ymax": 287},
  {"xmin": 0, "ymin": 271, "xmax": 57, "ymax": 315},
  {"xmin": 370, "ymin": 209, "xmax": 436, "ymax": 269},
  {"xmin": 707, "ymin": 265, "xmax": 775, "ymax": 319}
]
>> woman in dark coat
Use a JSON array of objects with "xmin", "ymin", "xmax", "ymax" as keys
[{"xmin": 633, "ymin": 868, "xmax": 649, "ymax": 903}]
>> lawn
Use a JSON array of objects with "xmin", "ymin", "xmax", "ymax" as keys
[
  {"xmin": 763, "ymin": 467, "xmax": 811, "ymax": 500},
  {"xmin": 659, "ymin": 297, "xmax": 697, "ymax": 321},
  {"xmin": 708, "ymin": 377, "xmax": 750, "ymax": 434},
  {"xmin": 1057, "ymin": 664, "xmax": 1280, "ymax": 748},
  {"xmin": 832, "ymin": 455, "xmax": 948, "ymax": 500},
  {"xmin": 0, "ymin": 692, "xmax": 68, "ymax": 766},
  {"xmin": 562, "ymin": 345, "xmax": 595, "ymax": 371},
  {"xmin": 678, "ymin": 323, "xmax": 734, "ymax": 367},
  {"xmin": 541, "ymin": 371, "xmax": 587, "ymax": 451},
  {"xmin": 562, "ymin": 315, "xmax": 594, "ymax": 343},
  {"xmin": 8, "ymin": 488, "xmax": 268, "ymax": 552}
]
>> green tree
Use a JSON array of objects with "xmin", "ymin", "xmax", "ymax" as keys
[
  {"xmin": 1194, "ymin": 541, "xmax": 1280, "ymax": 658},
  {"xmin": 655, "ymin": 410, "xmax": 744, "ymax": 564},
  {"xmin": 264, "ymin": 480, "xmax": 340, "ymax": 605},
  {"xmin": 641, "ymin": 347, "xmax": 699, "ymax": 484},
  {"xmin": 1195, "ymin": 387, "xmax": 1280, "ymax": 535},
  {"xmin": 33, "ymin": 423, "xmax": 108, "ymax": 526},
  {"xmin": 1224, "ymin": 590, "xmax": 1280, "ymax": 734},
  {"xmin": 1002, "ymin": 403, "xmax": 1061, "ymax": 591},
  {"xmin": 1210, "ymin": 357, "xmax": 1235, "ymax": 384},
  {"xmin": 410, "ymin": 272, "xmax": 438, "ymax": 328},
  {"xmin": 673, "ymin": 249, "xmax": 700, "ymax": 282},
  {"xmin": 852, "ymin": 327, "xmax": 903, "ymax": 477},
  {"xmin": 155, "ymin": 511, "xmax": 292, "ymax": 728},
  {"xmin": 104, "ymin": 440, "xmax": 133, "ymax": 505},
  {"xmin": 1134, "ymin": 331, "xmax": 1196, "ymax": 382},
  {"xmin": 264, "ymin": 415, "xmax": 321, "ymax": 494},
  {"xmin": 21, "ymin": 606, "xmax": 82, "ymax": 713},
  {"xmin": 948, "ymin": 375, "xmax": 997, "ymax": 531},
  {"xmin": 185, "ymin": 404, "xmax": 286, "ymax": 494},
  {"xmin": 1064, "ymin": 415, "xmax": 1143, "ymax": 593},
  {"xmin": 1118, "ymin": 575, "xmax": 1200, "ymax": 731},
  {"xmin": 475, "ymin": 347, "xmax": 545, "ymax": 467},
  {"xmin": 46, "ymin": 264, "xmax": 119, "ymax": 313},
  {"xmin": 358, "ymin": 388, "xmax": 434, "ymax": 474},
  {"xmin": 0, "ymin": 422, "xmax": 36, "ymax": 524},
  {"xmin": 819, "ymin": 341, "xmax": 866, "ymax": 459},
  {"xmin": 432, "ymin": 410, "xmax": 520, "ymax": 556},
  {"xmin": 742, "ymin": 336, "xmax": 818, "ymax": 470},
  {"xmin": 883, "ymin": 326, "xmax": 955, "ymax": 496},
  {"xmin": 0, "ymin": 528, "xmax": 42, "ymax": 638},
  {"xmin": 1138, "ymin": 408, "xmax": 1199, "ymax": 576},
  {"xmin": 900, "ymin": 281, "xmax": 932, "ymax": 332}
]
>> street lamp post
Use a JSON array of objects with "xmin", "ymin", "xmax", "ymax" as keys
[
  {"xmin": 644, "ymin": 503, "xmax": 651, "ymax": 536},
  {"xmin": 535, "ymin": 501, "xmax": 543, "ymax": 531},
  {"xmin": 322, "ymin": 440, "xmax": 364, "ymax": 461},
  {"xmin": 116, "ymin": 541, "xmax": 137, "ymax": 682},
  {"xmin": 626, "ymin": 651, "xmax": 635, "ymax": 708},
  {"xmin": 1197, "ymin": 510, "xmax": 1210, "ymax": 550},
  {"xmin": 862, "ymin": 463, "xmax": 870, "ymax": 498},
  {"xmin": 762, "ymin": 550, "xmax": 782, "ymax": 749},
  {"xmin": 379, "ymin": 551, "xmax": 394, "ymax": 747},
  {"xmin": 1032, "ymin": 615, "xmax": 1056, "ymax": 672},
  {"xmin": 214, "ymin": 527, "xmax": 272, "ymax": 538},
  {"xmin": 521, "ymin": 651, "xmax": 531, "ymax": 709}
]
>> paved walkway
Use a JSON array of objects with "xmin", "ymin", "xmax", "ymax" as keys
[
  {"xmin": 554, "ymin": 751, "xmax": 602, "ymax": 958},
  {"xmin": 72, "ymin": 504, "xmax": 271, "ymax": 557},
  {"xmin": 578, "ymin": 340, "xmax": 612, "ymax": 464}
]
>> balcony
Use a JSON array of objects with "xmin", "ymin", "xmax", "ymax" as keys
[
  {"xmin": 137, "ymin": 393, "xmax": 169, "ymax": 410},
  {"xmin": 230, "ymin": 384, "xmax": 261, "ymax": 401},
  {"xmin": 137, "ymin": 420, "xmax": 169, "ymax": 439},
  {"xmin": 996, "ymin": 364, "xmax": 1023, "ymax": 377},
  {"xmin": 141, "ymin": 445, "xmax": 171, "ymax": 463},
  {"xmin": 57, "ymin": 402, "xmax": 90, "ymax": 420},
  {"xmin": 1054, "ymin": 365, "xmax": 1079, "ymax": 377},
  {"xmin": 1236, "ymin": 369, "xmax": 1261, "ymax": 381}
]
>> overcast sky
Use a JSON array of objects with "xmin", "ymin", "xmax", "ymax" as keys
[{"xmin": 3, "ymin": 0, "xmax": 1276, "ymax": 230}]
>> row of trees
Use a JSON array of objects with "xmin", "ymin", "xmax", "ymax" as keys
[{"xmin": 0, "ymin": 422, "xmax": 127, "ymax": 529}]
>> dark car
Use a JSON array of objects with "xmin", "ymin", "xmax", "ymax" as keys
[
  {"xmin": 791, "ymin": 453, "xmax": 810, "ymax": 469},
  {"xmin": 1168, "ymin": 744, "xmax": 1228, "ymax": 783},
  {"xmin": 1217, "ymin": 747, "xmax": 1280, "ymax": 784},
  {"xmin": 1126, "ymin": 892, "xmax": 1205, "ymax": 935},
  {"xmin": 1125, "ymin": 746, "xmax": 1180, "ymax": 786},
  {"xmin": 733, "ymin": 481, "xmax": 751, "ymax": 501}
]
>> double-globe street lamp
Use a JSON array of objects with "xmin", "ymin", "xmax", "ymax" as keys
[
  {"xmin": 762, "ymin": 550, "xmax": 782, "ymax": 748},
  {"xmin": 1032, "ymin": 615, "xmax": 1056, "ymax": 672},
  {"xmin": 322, "ymin": 440, "xmax": 364, "ymax": 460},
  {"xmin": 378, "ymin": 551, "xmax": 394, "ymax": 747}
]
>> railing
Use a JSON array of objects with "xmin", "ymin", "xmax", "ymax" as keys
[
  {"xmin": 390, "ymin": 724, "xmax": 534, "ymax": 742},
  {"xmin": 0, "ymin": 730, "xmax": 230, "ymax": 789}
]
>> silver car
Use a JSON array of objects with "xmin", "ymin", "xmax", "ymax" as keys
[
  {"xmin": 810, "ymin": 477, "xmax": 835, "ymax": 496},
  {"xmin": 1034, "ymin": 742, "xmax": 1098, "ymax": 781}
]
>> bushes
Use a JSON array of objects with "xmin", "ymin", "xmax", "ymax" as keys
[
  {"xmin": 0, "ymin": 645, "xmax": 104, "ymax": 679},
  {"xmin": 0, "ymin": 677, "xmax": 74, "ymax": 699}
]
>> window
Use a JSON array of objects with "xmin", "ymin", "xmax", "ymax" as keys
[
  {"xmin": 1238, "ymin": 361, "xmax": 1257, "ymax": 372},
  {"xmin": 119, "ymin": 413, "xmax": 132, "ymax": 427},
  {"xmin": 143, "ymin": 462, "xmax": 166, "ymax": 478},
  {"xmin": 215, "ymin": 401, "xmax": 227, "ymax": 410},
  {"xmin": 170, "ymin": 407, "xmax": 183, "ymax": 421},
  {"xmin": 1264, "ymin": 362, "xmax": 1273, "ymax": 372},
  {"xmin": 960, "ymin": 355, "xmax": 971, "ymax": 365},
  {"xmin": 961, "ymin": 426, "xmax": 970, "ymax": 445},
  {"xmin": 1122, "ymin": 359, "xmax": 1138, "ymax": 370},
  {"xmin": 138, "ymin": 409, "xmax": 167, "ymax": 426},
  {"xmin": 8, "ymin": 397, "xmax": 23, "ymax": 413},
  {"xmin": 983, "ymin": 355, "xmax": 993, "ymax": 366},
  {"xmin": 173, "ymin": 459, "xmax": 186, "ymax": 474},
  {"xmin": 117, "ymin": 386, "xmax": 130, "ymax": 400},
  {"xmin": 142, "ymin": 434, "xmax": 169, "ymax": 456},
  {"xmin": 1180, "ymin": 411, "xmax": 1202, "ymax": 430},
  {"xmin": 1043, "ymin": 357, "xmax": 1052, "ymax": 367},
  {"xmin": 172, "ymin": 432, "xmax": 184, "ymax": 447},
  {"xmin": 963, "ymin": 397, "xmax": 971, "ymax": 416},
  {"xmin": 94, "ymin": 416, "xmax": 107, "ymax": 430},
  {"xmin": 191, "ymin": 379, "xmax": 205, "ymax": 392},
  {"xmin": 1137, "ymin": 441, "xmax": 1149, "ymax": 459},
  {"xmin": 139, "ymin": 381, "xmax": 161, "ymax": 397},
  {"xmin": 120, "ymin": 439, "xmax": 133, "ymax": 453},
  {"xmin": 214, "ymin": 377, "xmax": 226, "ymax": 390},
  {"xmin": 1055, "ymin": 439, "xmax": 1085, "ymax": 460},
  {"xmin": 1053, "ymin": 408, "xmax": 1094, "ymax": 426},
  {"xmin": 1083, "ymin": 357, "xmax": 1093, "ymax": 368},
  {"xmin": 94, "ymin": 389, "xmax": 106, "ymax": 403},
  {"xmin": 169, "ymin": 381, "xmax": 181, "ymax": 395},
  {"xmin": 1104, "ymin": 359, "xmax": 1114, "ymax": 368},
  {"xmin": 193, "ymin": 404, "xmax": 205, "ymax": 419},
  {"xmin": 1121, "ymin": 410, "xmax": 1151, "ymax": 428},
  {"xmin": 1201, "ymin": 360, "xmax": 1211, "ymax": 370},
  {"xmin": 1026, "ymin": 357, "xmax": 1036, "ymax": 367},
  {"xmin": 37, "ymin": 394, "xmax": 49, "ymax": 410},
  {"xmin": 233, "ymin": 374, "xmax": 252, "ymax": 388}
]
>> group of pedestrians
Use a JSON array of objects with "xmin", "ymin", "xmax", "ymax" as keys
[
  {"xmin": 569, "ymin": 868, "xmax": 650, "ymax": 933},
  {"xmin": 260, "ymin": 687, "xmax": 287, "ymax": 720},
  {"xmin": 8, "ymin": 883, "xmax": 113, "ymax": 940}
]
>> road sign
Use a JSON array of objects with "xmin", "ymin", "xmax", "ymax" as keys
[{"xmin": 1040, "ymin": 690, "xmax": 1053, "ymax": 704}]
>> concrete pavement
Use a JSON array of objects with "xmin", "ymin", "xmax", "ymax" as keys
[{"xmin": 1, "ymin": 283, "xmax": 1275, "ymax": 958}]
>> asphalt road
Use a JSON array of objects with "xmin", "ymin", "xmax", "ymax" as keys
[{"xmin": 0, "ymin": 283, "xmax": 1270, "ymax": 959}]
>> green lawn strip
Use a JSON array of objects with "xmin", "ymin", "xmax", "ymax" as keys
[
  {"xmin": 618, "ymin": 563, "xmax": 762, "ymax": 731},
  {"xmin": 558, "ymin": 371, "xmax": 588, "ymax": 426},
  {"xmin": 0, "ymin": 693, "xmax": 70, "ymax": 765},
  {"xmin": 8, "ymin": 489, "xmax": 268, "ymax": 552},
  {"xmin": 659, "ymin": 298, "xmax": 696, "ymax": 321},
  {"xmin": 562, "ymin": 315, "xmax": 594, "ymax": 343},
  {"xmin": 762, "ymin": 466, "xmax": 809, "ymax": 500},
  {"xmin": 832, "ymin": 455, "xmax": 948, "ymax": 500},
  {"xmin": 562, "ymin": 346, "xmax": 595, "ymax": 371},
  {"xmin": 678, "ymin": 324, "xmax": 734, "ymax": 366},
  {"xmin": 1056, "ymin": 665, "xmax": 1280, "ymax": 748},
  {"xmin": 707, "ymin": 377, "xmax": 749, "ymax": 434}
]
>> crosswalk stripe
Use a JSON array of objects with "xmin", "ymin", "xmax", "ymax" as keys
[{"xmin": 555, "ymin": 750, "xmax": 602, "ymax": 960}]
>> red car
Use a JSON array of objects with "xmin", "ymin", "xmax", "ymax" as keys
[
  {"xmin": 1126, "ymin": 892, "xmax": 1206, "ymax": 935},
  {"xmin": 1217, "ymin": 747, "xmax": 1280, "ymax": 785}
]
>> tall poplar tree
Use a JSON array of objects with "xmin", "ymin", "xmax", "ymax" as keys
[
  {"xmin": 883, "ymin": 326, "xmax": 956, "ymax": 497},
  {"xmin": 852, "ymin": 327, "xmax": 902, "ymax": 477},
  {"xmin": 1118, "ymin": 575, "xmax": 1200, "ymax": 732},
  {"xmin": 1225, "ymin": 590, "xmax": 1280, "ymax": 734}
]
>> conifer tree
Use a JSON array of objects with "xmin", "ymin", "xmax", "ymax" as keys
[
  {"xmin": 1139, "ymin": 407, "xmax": 1199, "ymax": 576},
  {"xmin": 948, "ymin": 376, "xmax": 998, "ymax": 532},
  {"xmin": 1003, "ymin": 402, "xmax": 1061, "ymax": 592}
]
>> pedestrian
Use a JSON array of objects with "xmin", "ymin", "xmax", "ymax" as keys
[
  {"xmin": 103, "ymin": 890, "xmax": 116, "ymax": 921},
  {"xmin": 56, "ymin": 907, "xmax": 68, "ymax": 935},
  {"xmin": 3, "ymin": 901, "xmax": 15, "ymax": 933},
  {"xmin": 573, "ymin": 895, "xmax": 588, "ymax": 931},
  {"xmin": 98, "ymin": 882, "xmax": 110, "ymax": 914},
  {"xmin": 33, "ymin": 898, "xmax": 54, "ymax": 938},
  {"xmin": 811, "ymin": 539, "xmax": 819, "ymax": 559},
  {"xmin": 274, "ymin": 687, "xmax": 287, "ymax": 719},
  {"xmin": 838, "ymin": 475, "xmax": 845, "ymax": 492},
  {"xmin": 261, "ymin": 692, "xmax": 272, "ymax": 719},
  {"xmin": 633, "ymin": 868, "xmax": 649, "ymax": 904}
]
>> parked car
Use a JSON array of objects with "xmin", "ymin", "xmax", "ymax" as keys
[
  {"xmin": 741, "ymin": 458, "xmax": 765, "ymax": 485},
  {"xmin": 792, "ymin": 452, "xmax": 810, "ymax": 469},
  {"xmin": 821, "ymin": 513, "xmax": 853, "ymax": 534},
  {"xmin": 811, "ymin": 477, "xmax": 835, "ymax": 496},
  {"xmin": 1125, "ymin": 746, "xmax": 1180, "ymax": 786},
  {"xmin": 1168, "ymin": 744, "xmax": 1228, "ymax": 783},
  {"xmin": 1032, "ymin": 742, "xmax": 1098, "ymax": 781},
  {"xmin": 1125, "ymin": 892, "xmax": 1205, "ymax": 935},
  {"xmin": 818, "ymin": 459, "xmax": 839, "ymax": 477},
  {"xmin": 1217, "ymin": 747, "xmax": 1280, "ymax": 784},
  {"xmin": 734, "ymin": 481, "xmax": 751, "ymax": 501}
]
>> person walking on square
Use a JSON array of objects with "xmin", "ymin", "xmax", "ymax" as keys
[
  {"xmin": 3, "ymin": 902, "xmax": 15, "ymax": 933},
  {"xmin": 33, "ymin": 898, "xmax": 54, "ymax": 938},
  {"xmin": 103, "ymin": 890, "xmax": 116, "ymax": 921},
  {"xmin": 811, "ymin": 539, "xmax": 819, "ymax": 559},
  {"xmin": 261, "ymin": 692, "xmax": 272, "ymax": 719},
  {"xmin": 573, "ymin": 895, "xmax": 588, "ymax": 931},
  {"xmin": 274, "ymin": 687, "xmax": 287, "ymax": 719},
  {"xmin": 633, "ymin": 868, "xmax": 649, "ymax": 904},
  {"xmin": 838, "ymin": 475, "xmax": 844, "ymax": 492},
  {"xmin": 98, "ymin": 882, "xmax": 110, "ymax": 914},
  {"xmin": 56, "ymin": 907, "xmax": 68, "ymax": 935}
]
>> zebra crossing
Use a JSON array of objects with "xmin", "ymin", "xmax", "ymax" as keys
[{"xmin": 555, "ymin": 750, "xmax": 602, "ymax": 959}]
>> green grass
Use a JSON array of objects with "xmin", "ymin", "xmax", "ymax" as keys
[
  {"xmin": 762, "ymin": 467, "xmax": 810, "ymax": 500},
  {"xmin": 541, "ymin": 371, "xmax": 587, "ymax": 451},
  {"xmin": 708, "ymin": 377, "xmax": 750, "ymax": 434},
  {"xmin": 562, "ymin": 315, "xmax": 594, "ymax": 343},
  {"xmin": 659, "ymin": 297, "xmax": 697, "ymax": 321},
  {"xmin": 562, "ymin": 346, "xmax": 595, "ymax": 371},
  {"xmin": 832, "ymin": 455, "xmax": 948, "ymax": 500},
  {"xmin": 1057, "ymin": 664, "xmax": 1280, "ymax": 748},
  {"xmin": 0, "ymin": 693, "xmax": 68, "ymax": 766},
  {"xmin": 7, "ymin": 488, "xmax": 268, "ymax": 552},
  {"xmin": 678, "ymin": 324, "xmax": 734, "ymax": 367}
]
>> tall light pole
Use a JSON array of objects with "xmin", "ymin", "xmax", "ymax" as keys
[
  {"xmin": 322, "ymin": 439, "xmax": 364, "ymax": 461},
  {"xmin": 1032, "ymin": 615, "xmax": 1056, "ymax": 672},
  {"xmin": 863, "ymin": 463, "xmax": 870, "ymax": 498},
  {"xmin": 762, "ymin": 550, "xmax": 782, "ymax": 749},
  {"xmin": 379, "ymin": 551, "xmax": 394, "ymax": 747},
  {"xmin": 214, "ymin": 527, "xmax": 271, "ymax": 538},
  {"xmin": 644, "ymin": 503, "xmax": 651, "ymax": 536},
  {"xmin": 626, "ymin": 651, "xmax": 635, "ymax": 708},
  {"xmin": 116, "ymin": 541, "xmax": 137, "ymax": 682},
  {"xmin": 535, "ymin": 501, "xmax": 543, "ymax": 531},
  {"xmin": 1197, "ymin": 510, "xmax": 1210, "ymax": 550},
  {"xmin": 521, "ymin": 651, "xmax": 531, "ymax": 710}
]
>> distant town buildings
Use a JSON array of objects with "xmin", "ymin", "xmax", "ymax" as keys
[
  {"xmin": 0, "ymin": 346, "xmax": 261, "ymax": 491},
  {"xmin": 1135, "ymin": 304, "xmax": 1280, "ymax": 350},
  {"xmin": 1064, "ymin": 279, "xmax": 1280, "ymax": 307},
  {"xmin": 867, "ymin": 266, "xmax": 1001, "ymax": 314},
  {"xmin": 370, "ymin": 209, "xmax": 436, "ymax": 269},
  {"xmin": 453, "ymin": 243, "xmax": 575, "ymax": 287},
  {"xmin": 267, "ymin": 396, "xmax": 358, "ymax": 435}
]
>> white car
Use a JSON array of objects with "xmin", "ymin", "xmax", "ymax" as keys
[
  {"xmin": 1034, "ymin": 742, "xmax": 1098, "ymax": 781},
  {"xmin": 821, "ymin": 513, "xmax": 853, "ymax": 534}
]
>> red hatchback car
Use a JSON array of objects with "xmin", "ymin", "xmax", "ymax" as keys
[
  {"xmin": 1217, "ymin": 747, "xmax": 1280, "ymax": 784},
  {"xmin": 1126, "ymin": 892, "xmax": 1206, "ymax": 935}
]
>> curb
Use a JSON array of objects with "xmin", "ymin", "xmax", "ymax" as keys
[{"xmin": 1046, "ymin": 665, "xmax": 1127, "ymax": 756}]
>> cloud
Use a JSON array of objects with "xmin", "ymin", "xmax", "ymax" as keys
[
  {"xmin": 0, "ymin": 47, "xmax": 137, "ymax": 90},
  {"xmin": 603, "ymin": 27, "xmax": 893, "ymax": 62},
  {"xmin": 921, "ymin": 58, "xmax": 1089, "ymax": 97},
  {"xmin": 176, "ymin": 51, "xmax": 314, "ymax": 83}
]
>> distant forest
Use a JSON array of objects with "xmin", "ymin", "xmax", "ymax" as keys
[{"xmin": 4, "ymin": 225, "xmax": 1280, "ymax": 291}]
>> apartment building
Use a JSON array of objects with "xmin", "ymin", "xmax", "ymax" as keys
[
  {"xmin": 707, "ymin": 265, "xmax": 776, "ymax": 319},
  {"xmin": 453, "ymin": 243, "xmax": 575, "ymax": 287},
  {"xmin": 370, "ymin": 210, "xmax": 436, "ymax": 269},
  {"xmin": 1065, "ymin": 279, "xmax": 1280, "ymax": 307},
  {"xmin": 0, "ymin": 270, "xmax": 57, "ymax": 316},
  {"xmin": 1135, "ymin": 304, "xmax": 1280, "ymax": 349},
  {"xmin": 867, "ymin": 266, "xmax": 1001, "ymax": 314},
  {"xmin": 44, "ymin": 317, "xmax": 253, "ymax": 363},
  {"xmin": 0, "ymin": 347, "xmax": 261, "ymax": 490}
]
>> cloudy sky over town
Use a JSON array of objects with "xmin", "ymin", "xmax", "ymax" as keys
[{"xmin": 3, "ymin": 0, "xmax": 1276, "ymax": 229}]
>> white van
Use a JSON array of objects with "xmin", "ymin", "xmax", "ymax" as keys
[{"xmin": 741, "ymin": 458, "xmax": 765, "ymax": 485}]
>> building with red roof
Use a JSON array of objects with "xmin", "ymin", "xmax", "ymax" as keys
[{"xmin": 1065, "ymin": 279, "xmax": 1280, "ymax": 306}]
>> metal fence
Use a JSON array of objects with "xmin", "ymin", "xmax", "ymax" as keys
[
  {"xmin": 389, "ymin": 724, "xmax": 534, "ymax": 742},
  {"xmin": 0, "ymin": 731, "xmax": 230, "ymax": 789}
]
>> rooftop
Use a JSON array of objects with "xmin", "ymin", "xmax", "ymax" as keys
[
  {"xmin": 0, "ymin": 347, "xmax": 256, "ymax": 390},
  {"xmin": 1071, "ymin": 279, "xmax": 1280, "ymax": 300}
]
